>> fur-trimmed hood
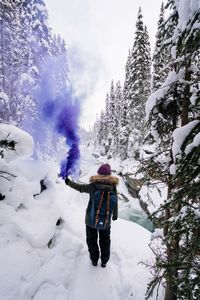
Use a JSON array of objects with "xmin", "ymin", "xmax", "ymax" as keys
[{"xmin": 90, "ymin": 175, "xmax": 119, "ymax": 186}]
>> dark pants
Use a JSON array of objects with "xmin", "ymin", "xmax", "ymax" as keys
[{"xmin": 86, "ymin": 225, "xmax": 111, "ymax": 264}]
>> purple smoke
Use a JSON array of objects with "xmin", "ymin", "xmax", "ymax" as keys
[
  {"xmin": 56, "ymin": 102, "xmax": 80, "ymax": 178},
  {"xmin": 30, "ymin": 55, "xmax": 81, "ymax": 178},
  {"xmin": 41, "ymin": 92, "xmax": 81, "ymax": 178}
]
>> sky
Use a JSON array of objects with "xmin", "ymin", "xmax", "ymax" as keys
[{"xmin": 45, "ymin": 0, "xmax": 164, "ymax": 130}]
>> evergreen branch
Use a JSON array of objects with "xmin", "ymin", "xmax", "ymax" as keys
[
  {"xmin": 0, "ymin": 175, "xmax": 12, "ymax": 181},
  {"xmin": 0, "ymin": 171, "xmax": 16, "ymax": 178}
]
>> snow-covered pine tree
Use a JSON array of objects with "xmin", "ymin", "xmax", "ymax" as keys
[
  {"xmin": 122, "ymin": 7, "xmax": 151, "ymax": 159},
  {"xmin": 94, "ymin": 92, "xmax": 112, "ymax": 156},
  {"xmin": 94, "ymin": 80, "xmax": 123, "ymax": 157},
  {"xmin": 105, "ymin": 92, "xmax": 110, "ymax": 135},
  {"xmin": 0, "ymin": 0, "xmax": 47, "ymax": 126},
  {"xmin": 92, "ymin": 116, "xmax": 98, "ymax": 150},
  {"xmin": 50, "ymin": 35, "xmax": 69, "ymax": 98},
  {"xmin": 25, "ymin": 0, "xmax": 70, "ymax": 159},
  {"xmin": 12, "ymin": 1, "xmax": 37, "ymax": 126},
  {"xmin": 118, "ymin": 50, "xmax": 130, "ymax": 160},
  {"xmin": 57, "ymin": 37, "xmax": 69, "ymax": 97},
  {"xmin": 108, "ymin": 80, "xmax": 118, "ymax": 157},
  {"xmin": 0, "ymin": 0, "xmax": 17, "ymax": 123},
  {"xmin": 144, "ymin": 1, "xmax": 200, "ymax": 299},
  {"xmin": 0, "ymin": 0, "xmax": 70, "ymax": 161},
  {"xmin": 114, "ymin": 81, "xmax": 123, "ymax": 155},
  {"xmin": 122, "ymin": 49, "xmax": 130, "ymax": 128},
  {"xmin": 93, "ymin": 105, "xmax": 106, "ymax": 154},
  {"xmin": 143, "ymin": 25, "xmax": 151, "ymax": 102},
  {"xmin": 30, "ymin": 0, "xmax": 51, "ymax": 68},
  {"xmin": 46, "ymin": 35, "xmax": 69, "ymax": 158},
  {"xmin": 151, "ymin": 2, "xmax": 170, "ymax": 92},
  {"xmin": 98, "ymin": 110, "xmax": 106, "ymax": 150}
]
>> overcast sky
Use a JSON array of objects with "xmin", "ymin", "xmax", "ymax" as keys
[{"xmin": 45, "ymin": 0, "xmax": 164, "ymax": 130}]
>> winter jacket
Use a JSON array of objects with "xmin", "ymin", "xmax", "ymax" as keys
[{"xmin": 65, "ymin": 175, "xmax": 119, "ymax": 227}]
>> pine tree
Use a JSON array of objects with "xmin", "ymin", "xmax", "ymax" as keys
[
  {"xmin": 122, "ymin": 49, "xmax": 130, "ymax": 128},
  {"xmin": 104, "ymin": 92, "xmax": 111, "ymax": 154},
  {"xmin": 144, "ymin": 1, "xmax": 200, "ymax": 299},
  {"xmin": 93, "ymin": 114, "xmax": 100, "ymax": 150},
  {"xmin": 93, "ymin": 92, "xmax": 111, "ymax": 156},
  {"xmin": 50, "ymin": 35, "xmax": 69, "ymax": 98},
  {"xmin": 118, "ymin": 50, "xmax": 130, "ymax": 160},
  {"xmin": 30, "ymin": 0, "xmax": 51, "ymax": 67},
  {"xmin": 114, "ymin": 81, "xmax": 123, "ymax": 155},
  {"xmin": 123, "ymin": 7, "xmax": 151, "ymax": 159},
  {"xmin": 0, "ymin": 0, "xmax": 70, "ymax": 161},
  {"xmin": 0, "ymin": 0, "xmax": 17, "ymax": 123},
  {"xmin": 109, "ymin": 81, "xmax": 116, "ymax": 136},
  {"xmin": 108, "ymin": 81, "xmax": 117, "ymax": 156},
  {"xmin": 12, "ymin": 1, "xmax": 37, "ymax": 126},
  {"xmin": 115, "ymin": 81, "xmax": 123, "ymax": 127},
  {"xmin": 143, "ymin": 25, "xmax": 151, "ymax": 95},
  {"xmin": 151, "ymin": 2, "xmax": 170, "ymax": 92}
]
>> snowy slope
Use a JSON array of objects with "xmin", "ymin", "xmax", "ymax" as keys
[{"xmin": 0, "ymin": 139, "xmax": 164, "ymax": 300}]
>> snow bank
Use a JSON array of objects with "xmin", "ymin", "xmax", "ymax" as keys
[{"xmin": 0, "ymin": 124, "xmax": 34, "ymax": 162}]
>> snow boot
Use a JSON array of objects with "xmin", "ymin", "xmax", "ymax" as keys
[
  {"xmin": 92, "ymin": 261, "xmax": 98, "ymax": 266},
  {"xmin": 101, "ymin": 263, "xmax": 106, "ymax": 268}
]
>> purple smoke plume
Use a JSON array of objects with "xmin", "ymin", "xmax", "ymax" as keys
[
  {"xmin": 42, "ymin": 92, "xmax": 81, "ymax": 179},
  {"xmin": 56, "ymin": 102, "xmax": 80, "ymax": 178},
  {"xmin": 29, "ymin": 54, "xmax": 81, "ymax": 178}
]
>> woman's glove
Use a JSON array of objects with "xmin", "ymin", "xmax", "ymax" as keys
[
  {"xmin": 112, "ymin": 216, "xmax": 117, "ymax": 221},
  {"xmin": 65, "ymin": 177, "xmax": 70, "ymax": 185}
]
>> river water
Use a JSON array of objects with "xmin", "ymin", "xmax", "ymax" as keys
[{"xmin": 119, "ymin": 208, "xmax": 155, "ymax": 232}]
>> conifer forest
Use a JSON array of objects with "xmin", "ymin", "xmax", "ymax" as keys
[{"xmin": 0, "ymin": 1, "xmax": 199, "ymax": 299}]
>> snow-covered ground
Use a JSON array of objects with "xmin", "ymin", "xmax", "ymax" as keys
[{"xmin": 0, "ymin": 127, "xmax": 164, "ymax": 300}]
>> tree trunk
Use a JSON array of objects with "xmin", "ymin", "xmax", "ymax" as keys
[
  {"xmin": 165, "ymin": 62, "xmax": 191, "ymax": 300},
  {"xmin": 164, "ymin": 182, "xmax": 178, "ymax": 300},
  {"xmin": 165, "ymin": 231, "xmax": 179, "ymax": 300}
]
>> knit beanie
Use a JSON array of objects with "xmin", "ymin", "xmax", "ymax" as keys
[{"xmin": 97, "ymin": 163, "xmax": 111, "ymax": 176}]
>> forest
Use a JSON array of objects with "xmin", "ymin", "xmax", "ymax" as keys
[{"xmin": 0, "ymin": 0, "xmax": 199, "ymax": 299}]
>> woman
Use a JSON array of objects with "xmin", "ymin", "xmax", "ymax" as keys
[{"xmin": 65, "ymin": 163, "xmax": 119, "ymax": 268}]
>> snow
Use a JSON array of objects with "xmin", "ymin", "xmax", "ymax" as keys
[
  {"xmin": 171, "ymin": 45, "xmax": 177, "ymax": 59},
  {"xmin": 0, "ymin": 124, "xmax": 34, "ymax": 162},
  {"xmin": 36, "ymin": 3, "xmax": 46, "ymax": 12},
  {"xmin": 175, "ymin": 0, "xmax": 200, "ymax": 31},
  {"xmin": 170, "ymin": 120, "xmax": 199, "ymax": 174},
  {"xmin": 0, "ymin": 128, "xmax": 163, "ymax": 300},
  {"xmin": 172, "ymin": 120, "xmax": 199, "ymax": 160},
  {"xmin": 0, "ymin": 91, "xmax": 9, "ymax": 103},
  {"xmin": 20, "ymin": 73, "xmax": 35, "ymax": 85},
  {"xmin": 33, "ymin": 19, "xmax": 41, "ymax": 29},
  {"xmin": 185, "ymin": 131, "xmax": 200, "ymax": 154},
  {"xmin": 145, "ymin": 69, "xmax": 185, "ymax": 120},
  {"xmin": 139, "ymin": 182, "xmax": 167, "ymax": 214}
]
